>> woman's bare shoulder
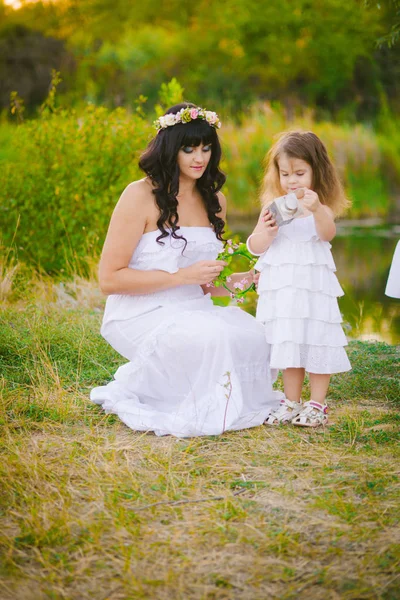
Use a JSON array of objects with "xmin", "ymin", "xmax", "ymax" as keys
[
  {"xmin": 120, "ymin": 178, "xmax": 154, "ymax": 202},
  {"xmin": 114, "ymin": 178, "xmax": 155, "ymax": 216}
]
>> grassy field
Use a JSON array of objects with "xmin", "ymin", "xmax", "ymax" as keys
[{"xmin": 1, "ymin": 272, "xmax": 399, "ymax": 600}]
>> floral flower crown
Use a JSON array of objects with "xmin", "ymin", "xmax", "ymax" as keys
[{"xmin": 154, "ymin": 106, "xmax": 221, "ymax": 132}]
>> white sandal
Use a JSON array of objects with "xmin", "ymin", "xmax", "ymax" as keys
[
  {"xmin": 292, "ymin": 401, "xmax": 329, "ymax": 427},
  {"xmin": 264, "ymin": 398, "xmax": 303, "ymax": 425}
]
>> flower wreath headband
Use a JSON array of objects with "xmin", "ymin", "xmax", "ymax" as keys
[{"xmin": 154, "ymin": 106, "xmax": 222, "ymax": 132}]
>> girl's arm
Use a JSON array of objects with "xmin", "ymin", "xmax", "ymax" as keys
[
  {"xmin": 246, "ymin": 206, "xmax": 279, "ymax": 255},
  {"xmin": 301, "ymin": 189, "xmax": 336, "ymax": 241},
  {"xmin": 99, "ymin": 182, "xmax": 225, "ymax": 295}
]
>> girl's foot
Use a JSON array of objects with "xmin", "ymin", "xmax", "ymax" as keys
[
  {"xmin": 292, "ymin": 401, "xmax": 328, "ymax": 427},
  {"xmin": 264, "ymin": 398, "xmax": 303, "ymax": 425}
]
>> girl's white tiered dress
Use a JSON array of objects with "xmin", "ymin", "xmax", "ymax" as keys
[
  {"xmin": 90, "ymin": 226, "xmax": 281, "ymax": 437},
  {"xmin": 254, "ymin": 216, "xmax": 351, "ymax": 374}
]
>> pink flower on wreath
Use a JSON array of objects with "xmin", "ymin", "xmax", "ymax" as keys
[
  {"xmin": 237, "ymin": 297, "xmax": 244, "ymax": 304},
  {"xmin": 190, "ymin": 108, "xmax": 199, "ymax": 120},
  {"xmin": 226, "ymin": 276, "xmax": 232, "ymax": 282},
  {"xmin": 227, "ymin": 247, "xmax": 234, "ymax": 254}
]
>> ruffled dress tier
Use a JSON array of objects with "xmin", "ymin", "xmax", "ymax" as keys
[
  {"xmin": 90, "ymin": 227, "xmax": 281, "ymax": 437},
  {"xmin": 254, "ymin": 216, "xmax": 351, "ymax": 374}
]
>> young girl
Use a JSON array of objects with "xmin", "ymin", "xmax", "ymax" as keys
[{"xmin": 247, "ymin": 131, "xmax": 351, "ymax": 427}]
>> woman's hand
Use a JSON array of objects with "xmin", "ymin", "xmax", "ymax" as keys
[{"xmin": 179, "ymin": 260, "xmax": 226, "ymax": 285}]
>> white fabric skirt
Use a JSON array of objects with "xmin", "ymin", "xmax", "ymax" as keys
[{"xmin": 90, "ymin": 295, "xmax": 281, "ymax": 437}]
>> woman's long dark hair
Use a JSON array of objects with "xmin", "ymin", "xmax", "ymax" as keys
[{"xmin": 139, "ymin": 102, "xmax": 226, "ymax": 247}]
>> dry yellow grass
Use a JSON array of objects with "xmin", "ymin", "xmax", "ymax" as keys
[
  {"xmin": 0, "ymin": 268, "xmax": 399, "ymax": 599},
  {"xmin": 1, "ymin": 398, "xmax": 399, "ymax": 600}
]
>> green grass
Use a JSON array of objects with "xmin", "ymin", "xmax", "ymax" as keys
[{"xmin": 0, "ymin": 275, "xmax": 399, "ymax": 600}]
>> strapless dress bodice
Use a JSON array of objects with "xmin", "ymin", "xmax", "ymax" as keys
[
  {"xmin": 129, "ymin": 226, "xmax": 223, "ymax": 271},
  {"xmin": 103, "ymin": 226, "xmax": 223, "ymax": 325}
]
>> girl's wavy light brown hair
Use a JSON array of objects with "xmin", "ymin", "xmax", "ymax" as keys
[{"xmin": 260, "ymin": 130, "xmax": 350, "ymax": 217}]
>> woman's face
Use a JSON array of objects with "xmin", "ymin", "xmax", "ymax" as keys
[
  {"xmin": 177, "ymin": 143, "xmax": 212, "ymax": 180},
  {"xmin": 278, "ymin": 153, "xmax": 313, "ymax": 193}
]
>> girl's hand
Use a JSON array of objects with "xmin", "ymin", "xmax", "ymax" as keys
[
  {"xmin": 228, "ymin": 270, "xmax": 253, "ymax": 290},
  {"xmin": 253, "ymin": 271, "xmax": 260, "ymax": 289},
  {"xmin": 179, "ymin": 260, "xmax": 226, "ymax": 285},
  {"xmin": 248, "ymin": 207, "xmax": 279, "ymax": 255},
  {"xmin": 257, "ymin": 207, "xmax": 279, "ymax": 238},
  {"xmin": 301, "ymin": 188, "xmax": 322, "ymax": 213}
]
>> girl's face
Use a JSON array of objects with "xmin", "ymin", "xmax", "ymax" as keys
[
  {"xmin": 278, "ymin": 153, "xmax": 313, "ymax": 193},
  {"xmin": 177, "ymin": 143, "xmax": 212, "ymax": 180}
]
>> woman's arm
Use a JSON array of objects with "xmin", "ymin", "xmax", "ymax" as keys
[{"xmin": 99, "ymin": 182, "xmax": 225, "ymax": 295}]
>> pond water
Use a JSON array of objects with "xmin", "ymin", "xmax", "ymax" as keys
[{"xmin": 229, "ymin": 218, "xmax": 400, "ymax": 346}]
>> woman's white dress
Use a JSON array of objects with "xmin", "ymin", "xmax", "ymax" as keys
[
  {"xmin": 254, "ymin": 216, "xmax": 351, "ymax": 374},
  {"xmin": 90, "ymin": 226, "xmax": 281, "ymax": 437}
]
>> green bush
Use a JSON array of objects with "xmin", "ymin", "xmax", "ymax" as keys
[
  {"xmin": 1, "ymin": 92, "xmax": 399, "ymax": 275},
  {"xmin": 1, "ymin": 103, "xmax": 150, "ymax": 272}
]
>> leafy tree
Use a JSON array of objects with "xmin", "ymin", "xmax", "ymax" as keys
[
  {"xmin": 0, "ymin": 23, "xmax": 72, "ymax": 112},
  {"xmin": 365, "ymin": 0, "xmax": 400, "ymax": 47},
  {"xmin": 1, "ymin": 0, "xmax": 399, "ymax": 117}
]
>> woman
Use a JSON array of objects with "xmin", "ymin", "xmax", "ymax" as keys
[{"xmin": 90, "ymin": 103, "xmax": 281, "ymax": 437}]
